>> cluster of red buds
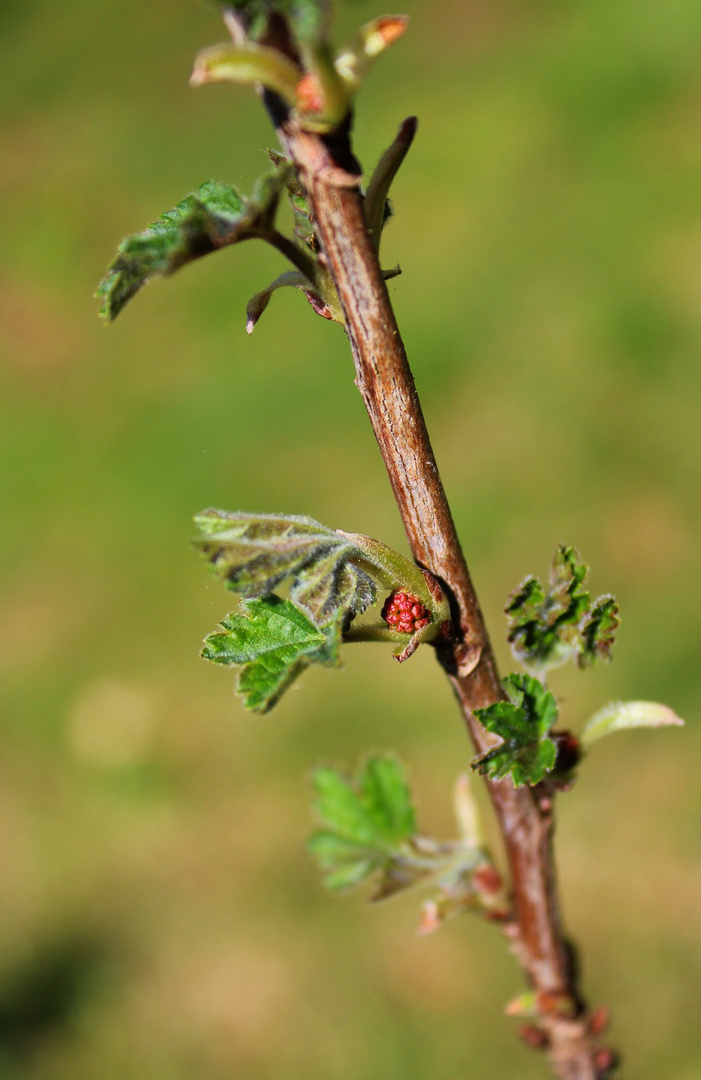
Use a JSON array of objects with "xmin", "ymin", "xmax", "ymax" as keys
[{"xmin": 381, "ymin": 591, "xmax": 431, "ymax": 635}]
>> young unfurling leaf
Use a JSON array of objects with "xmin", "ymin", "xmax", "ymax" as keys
[
  {"xmin": 363, "ymin": 117, "xmax": 416, "ymax": 254},
  {"xmin": 309, "ymin": 757, "xmax": 504, "ymax": 926},
  {"xmin": 334, "ymin": 16, "xmax": 409, "ymax": 91},
  {"xmin": 195, "ymin": 512, "xmax": 451, "ymax": 710},
  {"xmin": 96, "ymin": 168, "xmax": 288, "ymax": 321},
  {"xmin": 267, "ymin": 149, "xmax": 316, "ymax": 250},
  {"xmin": 580, "ymin": 595, "xmax": 619, "ymax": 667},
  {"xmin": 472, "ymin": 674, "xmax": 558, "ymax": 787},
  {"xmin": 505, "ymin": 545, "xmax": 620, "ymax": 672},
  {"xmin": 580, "ymin": 701, "xmax": 684, "ymax": 753},
  {"xmin": 308, "ymin": 754, "xmax": 420, "ymax": 891},
  {"xmin": 194, "ymin": 510, "xmax": 449, "ymax": 660},
  {"xmin": 246, "ymin": 270, "xmax": 338, "ymax": 334},
  {"xmin": 193, "ymin": 511, "xmax": 376, "ymax": 637},
  {"xmin": 202, "ymin": 595, "xmax": 335, "ymax": 712},
  {"xmin": 189, "ymin": 42, "xmax": 302, "ymax": 101}
]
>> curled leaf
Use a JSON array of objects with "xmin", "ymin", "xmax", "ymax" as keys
[
  {"xmin": 193, "ymin": 511, "xmax": 377, "ymax": 639},
  {"xmin": 334, "ymin": 16, "xmax": 409, "ymax": 90},
  {"xmin": 190, "ymin": 42, "xmax": 300, "ymax": 105},
  {"xmin": 295, "ymin": 42, "xmax": 350, "ymax": 131},
  {"xmin": 246, "ymin": 270, "xmax": 333, "ymax": 333},
  {"xmin": 364, "ymin": 116, "xmax": 417, "ymax": 254},
  {"xmin": 506, "ymin": 545, "xmax": 619, "ymax": 672},
  {"xmin": 580, "ymin": 595, "xmax": 619, "ymax": 666},
  {"xmin": 581, "ymin": 701, "xmax": 684, "ymax": 753},
  {"xmin": 267, "ymin": 148, "xmax": 316, "ymax": 249},
  {"xmin": 195, "ymin": 512, "xmax": 450, "ymax": 667}
]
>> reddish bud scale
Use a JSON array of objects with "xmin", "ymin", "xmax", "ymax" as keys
[
  {"xmin": 552, "ymin": 730, "xmax": 582, "ymax": 774},
  {"xmin": 296, "ymin": 73, "xmax": 324, "ymax": 113},
  {"xmin": 593, "ymin": 1048, "xmax": 619, "ymax": 1078},
  {"xmin": 381, "ymin": 591, "xmax": 431, "ymax": 635},
  {"xmin": 376, "ymin": 17, "xmax": 409, "ymax": 47},
  {"xmin": 517, "ymin": 1025, "xmax": 549, "ymax": 1050},
  {"xmin": 588, "ymin": 1005, "xmax": 611, "ymax": 1037},
  {"xmin": 473, "ymin": 863, "xmax": 502, "ymax": 897}
]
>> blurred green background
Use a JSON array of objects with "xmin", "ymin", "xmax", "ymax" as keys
[{"xmin": 1, "ymin": 0, "xmax": 700, "ymax": 1077}]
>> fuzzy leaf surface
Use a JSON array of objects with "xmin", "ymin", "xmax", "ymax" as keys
[
  {"xmin": 96, "ymin": 169, "xmax": 287, "ymax": 321},
  {"xmin": 267, "ymin": 149, "xmax": 316, "ymax": 249},
  {"xmin": 472, "ymin": 674, "xmax": 558, "ymax": 786},
  {"xmin": 580, "ymin": 596, "xmax": 619, "ymax": 666},
  {"xmin": 581, "ymin": 700, "xmax": 684, "ymax": 752},
  {"xmin": 506, "ymin": 545, "xmax": 619, "ymax": 671},
  {"xmin": 193, "ymin": 511, "xmax": 376, "ymax": 646},
  {"xmin": 201, "ymin": 595, "xmax": 334, "ymax": 712}
]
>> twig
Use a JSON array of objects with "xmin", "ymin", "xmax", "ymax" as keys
[{"xmin": 280, "ymin": 119, "xmax": 605, "ymax": 1080}]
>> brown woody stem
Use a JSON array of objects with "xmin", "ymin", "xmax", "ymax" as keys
[{"xmin": 281, "ymin": 119, "xmax": 608, "ymax": 1080}]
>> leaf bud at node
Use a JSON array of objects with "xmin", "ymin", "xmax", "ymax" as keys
[
  {"xmin": 552, "ymin": 730, "xmax": 582, "ymax": 774},
  {"xmin": 296, "ymin": 72, "xmax": 325, "ymax": 113},
  {"xmin": 593, "ymin": 1047, "xmax": 619, "ymax": 1078},
  {"xmin": 517, "ymin": 1025, "xmax": 549, "ymax": 1050}
]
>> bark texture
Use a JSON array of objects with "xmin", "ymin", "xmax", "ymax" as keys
[{"xmin": 281, "ymin": 121, "xmax": 610, "ymax": 1080}]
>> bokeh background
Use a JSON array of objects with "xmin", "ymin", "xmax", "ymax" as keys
[{"xmin": 1, "ymin": 0, "xmax": 700, "ymax": 1077}]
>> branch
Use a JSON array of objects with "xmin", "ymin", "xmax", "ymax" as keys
[
  {"xmin": 280, "ymin": 119, "xmax": 606, "ymax": 1080},
  {"xmin": 257, "ymin": 228, "xmax": 319, "ymax": 284}
]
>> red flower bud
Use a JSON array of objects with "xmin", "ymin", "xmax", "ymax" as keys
[{"xmin": 381, "ymin": 592, "xmax": 431, "ymax": 635}]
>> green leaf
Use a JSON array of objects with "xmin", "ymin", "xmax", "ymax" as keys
[
  {"xmin": 246, "ymin": 267, "xmax": 341, "ymax": 331},
  {"xmin": 285, "ymin": 0, "xmax": 330, "ymax": 44},
  {"xmin": 96, "ymin": 168, "xmax": 287, "ymax": 321},
  {"xmin": 309, "ymin": 756, "xmax": 501, "ymax": 928},
  {"xmin": 580, "ymin": 595, "xmax": 619, "ymax": 666},
  {"xmin": 472, "ymin": 674, "xmax": 559, "ymax": 786},
  {"xmin": 194, "ymin": 511, "xmax": 450, "ymax": 677},
  {"xmin": 580, "ymin": 701, "xmax": 684, "ymax": 753},
  {"xmin": 363, "ymin": 116, "xmax": 416, "ymax": 254},
  {"xmin": 308, "ymin": 754, "xmax": 419, "ymax": 891},
  {"xmin": 266, "ymin": 149, "xmax": 316, "ymax": 250},
  {"xmin": 505, "ymin": 545, "xmax": 620, "ymax": 671},
  {"xmin": 193, "ymin": 511, "xmax": 377, "ymax": 645},
  {"xmin": 312, "ymin": 756, "xmax": 416, "ymax": 847},
  {"xmin": 307, "ymin": 835, "xmax": 381, "ymax": 890},
  {"xmin": 201, "ymin": 595, "xmax": 334, "ymax": 712},
  {"xmin": 210, "ymin": 0, "xmax": 330, "ymax": 46},
  {"xmin": 360, "ymin": 755, "xmax": 418, "ymax": 842},
  {"xmin": 246, "ymin": 270, "xmax": 321, "ymax": 333},
  {"xmin": 190, "ymin": 42, "xmax": 301, "ymax": 103}
]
